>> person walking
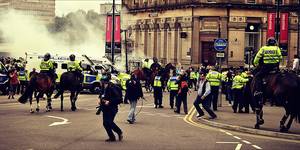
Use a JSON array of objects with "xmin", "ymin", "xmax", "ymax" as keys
[
  {"xmin": 206, "ymin": 66, "xmax": 222, "ymax": 111},
  {"xmin": 175, "ymin": 73, "xmax": 189, "ymax": 114},
  {"xmin": 98, "ymin": 74, "xmax": 123, "ymax": 142},
  {"xmin": 126, "ymin": 73, "xmax": 143, "ymax": 124},
  {"xmin": 8, "ymin": 69, "xmax": 19, "ymax": 99},
  {"xmin": 193, "ymin": 72, "xmax": 217, "ymax": 119}
]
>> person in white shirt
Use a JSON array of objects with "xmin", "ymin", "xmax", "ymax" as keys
[
  {"xmin": 193, "ymin": 72, "xmax": 217, "ymax": 119},
  {"xmin": 292, "ymin": 55, "xmax": 299, "ymax": 73}
]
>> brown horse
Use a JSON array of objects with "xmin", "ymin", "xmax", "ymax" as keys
[
  {"xmin": 18, "ymin": 73, "xmax": 54, "ymax": 113},
  {"xmin": 250, "ymin": 71, "xmax": 300, "ymax": 132}
]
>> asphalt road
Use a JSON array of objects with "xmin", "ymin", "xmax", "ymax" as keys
[{"xmin": 0, "ymin": 92, "xmax": 299, "ymax": 150}]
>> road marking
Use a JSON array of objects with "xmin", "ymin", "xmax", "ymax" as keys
[
  {"xmin": 47, "ymin": 115, "xmax": 71, "ymax": 127},
  {"xmin": 252, "ymin": 145, "xmax": 263, "ymax": 149},
  {"xmin": 216, "ymin": 142, "xmax": 240, "ymax": 144},
  {"xmin": 234, "ymin": 136, "xmax": 241, "ymax": 140},
  {"xmin": 225, "ymin": 132, "xmax": 233, "ymax": 136},
  {"xmin": 242, "ymin": 140, "xmax": 251, "ymax": 144},
  {"xmin": 235, "ymin": 143, "xmax": 243, "ymax": 150}
]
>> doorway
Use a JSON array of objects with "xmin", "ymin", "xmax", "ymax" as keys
[{"xmin": 201, "ymin": 42, "xmax": 216, "ymax": 66}]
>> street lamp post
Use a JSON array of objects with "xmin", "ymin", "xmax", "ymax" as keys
[
  {"xmin": 111, "ymin": 0, "xmax": 116, "ymax": 65},
  {"xmin": 275, "ymin": 0, "xmax": 280, "ymax": 42},
  {"xmin": 122, "ymin": 29, "xmax": 129, "ymax": 73}
]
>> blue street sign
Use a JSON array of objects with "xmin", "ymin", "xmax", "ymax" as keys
[{"xmin": 214, "ymin": 39, "xmax": 227, "ymax": 52}]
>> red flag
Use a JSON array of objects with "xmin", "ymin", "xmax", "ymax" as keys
[
  {"xmin": 280, "ymin": 13, "xmax": 289, "ymax": 44},
  {"xmin": 267, "ymin": 12, "xmax": 276, "ymax": 39},
  {"xmin": 106, "ymin": 16, "xmax": 112, "ymax": 43}
]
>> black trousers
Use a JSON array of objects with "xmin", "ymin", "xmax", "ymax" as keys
[
  {"xmin": 210, "ymin": 86, "xmax": 219, "ymax": 111},
  {"xmin": 102, "ymin": 108, "xmax": 122, "ymax": 140},
  {"xmin": 169, "ymin": 90, "xmax": 178, "ymax": 108},
  {"xmin": 232, "ymin": 89, "xmax": 244, "ymax": 112},
  {"xmin": 176, "ymin": 93, "xmax": 188, "ymax": 114},
  {"xmin": 193, "ymin": 95, "xmax": 216, "ymax": 118},
  {"xmin": 153, "ymin": 87, "xmax": 163, "ymax": 106}
]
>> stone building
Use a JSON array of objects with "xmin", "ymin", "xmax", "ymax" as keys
[{"xmin": 122, "ymin": 0, "xmax": 299, "ymax": 67}]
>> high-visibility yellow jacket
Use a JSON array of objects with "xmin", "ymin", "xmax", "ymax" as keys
[
  {"xmin": 154, "ymin": 76, "xmax": 162, "ymax": 87},
  {"xmin": 253, "ymin": 45, "xmax": 282, "ymax": 66},
  {"xmin": 67, "ymin": 60, "xmax": 82, "ymax": 72},
  {"xmin": 232, "ymin": 75, "xmax": 249, "ymax": 89},
  {"xmin": 206, "ymin": 70, "xmax": 222, "ymax": 86},
  {"xmin": 40, "ymin": 60, "xmax": 54, "ymax": 71},
  {"xmin": 167, "ymin": 76, "xmax": 179, "ymax": 91}
]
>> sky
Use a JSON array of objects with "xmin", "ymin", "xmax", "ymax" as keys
[{"xmin": 55, "ymin": 0, "xmax": 121, "ymax": 16}]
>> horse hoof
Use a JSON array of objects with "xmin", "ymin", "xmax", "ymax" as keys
[
  {"xmin": 61, "ymin": 109, "xmax": 64, "ymax": 112},
  {"xmin": 30, "ymin": 110, "xmax": 34, "ymax": 113},
  {"xmin": 71, "ymin": 107, "xmax": 76, "ymax": 111},
  {"xmin": 280, "ymin": 126, "xmax": 288, "ymax": 132},
  {"xmin": 36, "ymin": 108, "xmax": 40, "ymax": 112},
  {"xmin": 258, "ymin": 119, "xmax": 264, "ymax": 125},
  {"xmin": 255, "ymin": 124, "xmax": 260, "ymax": 129}
]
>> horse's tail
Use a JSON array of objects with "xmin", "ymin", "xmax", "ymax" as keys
[{"xmin": 18, "ymin": 79, "xmax": 34, "ymax": 104}]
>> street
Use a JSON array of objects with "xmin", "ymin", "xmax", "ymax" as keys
[{"xmin": 0, "ymin": 92, "xmax": 300, "ymax": 150}]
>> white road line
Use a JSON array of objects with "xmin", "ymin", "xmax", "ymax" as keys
[
  {"xmin": 47, "ymin": 115, "xmax": 71, "ymax": 127},
  {"xmin": 216, "ymin": 142, "xmax": 240, "ymax": 144},
  {"xmin": 235, "ymin": 144, "xmax": 243, "ymax": 150},
  {"xmin": 252, "ymin": 145, "xmax": 263, "ymax": 149},
  {"xmin": 219, "ymin": 129, "xmax": 226, "ymax": 132},
  {"xmin": 225, "ymin": 132, "xmax": 233, "ymax": 136},
  {"xmin": 242, "ymin": 140, "xmax": 251, "ymax": 144},
  {"xmin": 233, "ymin": 136, "xmax": 241, "ymax": 140}
]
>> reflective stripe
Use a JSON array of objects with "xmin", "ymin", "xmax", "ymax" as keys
[{"xmin": 154, "ymin": 76, "xmax": 162, "ymax": 87}]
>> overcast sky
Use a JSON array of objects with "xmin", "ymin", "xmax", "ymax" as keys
[{"xmin": 55, "ymin": 0, "xmax": 121, "ymax": 16}]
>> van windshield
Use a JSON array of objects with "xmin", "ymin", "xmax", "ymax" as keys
[{"xmin": 0, "ymin": 62, "xmax": 7, "ymax": 74}]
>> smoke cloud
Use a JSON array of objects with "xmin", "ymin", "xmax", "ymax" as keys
[{"xmin": 0, "ymin": 9, "xmax": 105, "ymax": 59}]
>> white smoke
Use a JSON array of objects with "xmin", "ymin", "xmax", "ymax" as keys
[{"xmin": 0, "ymin": 10, "xmax": 105, "ymax": 59}]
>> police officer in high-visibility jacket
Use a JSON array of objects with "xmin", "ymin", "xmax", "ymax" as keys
[
  {"xmin": 67, "ymin": 54, "xmax": 83, "ymax": 83},
  {"xmin": 232, "ymin": 69, "xmax": 249, "ymax": 113},
  {"xmin": 188, "ymin": 67, "xmax": 197, "ymax": 90},
  {"xmin": 18, "ymin": 67, "xmax": 27, "ymax": 94},
  {"xmin": 40, "ymin": 53, "xmax": 55, "ymax": 82},
  {"xmin": 153, "ymin": 71, "xmax": 164, "ymax": 108},
  {"xmin": 167, "ymin": 71, "xmax": 179, "ymax": 109},
  {"xmin": 206, "ymin": 66, "xmax": 222, "ymax": 111},
  {"xmin": 253, "ymin": 37, "xmax": 282, "ymax": 105}
]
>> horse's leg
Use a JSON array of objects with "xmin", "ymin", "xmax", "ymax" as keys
[
  {"xmin": 73, "ymin": 90, "xmax": 79, "ymax": 110},
  {"xmin": 36, "ymin": 93, "xmax": 41, "ymax": 112},
  {"xmin": 280, "ymin": 107, "xmax": 289, "ymax": 131},
  {"xmin": 255, "ymin": 107, "xmax": 264, "ymax": 129},
  {"xmin": 285, "ymin": 114, "xmax": 295, "ymax": 132},
  {"xmin": 29, "ymin": 95, "xmax": 34, "ymax": 113},
  {"xmin": 60, "ymin": 90, "xmax": 64, "ymax": 111},
  {"xmin": 70, "ymin": 91, "xmax": 76, "ymax": 111},
  {"xmin": 46, "ymin": 92, "xmax": 52, "ymax": 111}
]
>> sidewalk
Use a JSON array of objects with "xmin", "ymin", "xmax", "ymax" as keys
[
  {"xmin": 196, "ymin": 98, "xmax": 300, "ymax": 140},
  {"xmin": 0, "ymin": 95, "xmax": 20, "ymax": 104}
]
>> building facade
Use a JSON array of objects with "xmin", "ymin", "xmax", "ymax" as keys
[
  {"xmin": 122, "ymin": 0, "xmax": 299, "ymax": 67},
  {"xmin": 0, "ymin": 0, "xmax": 55, "ymax": 24}
]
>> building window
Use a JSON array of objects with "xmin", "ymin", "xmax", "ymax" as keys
[{"xmin": 247, "ymin": 0, "xmax": 256, "ymax": 4}]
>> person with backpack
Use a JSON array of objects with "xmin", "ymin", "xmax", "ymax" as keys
[
  {"xmin": 126, "ymin": 73, "xmax": 143, "ymax": 124},
  {"xmin": 193, "ymin": 72, "xmax": 217, "ymax": 119},
  {"xmin": 98, "ymin": 74, "xmax": 123, "ymax": 142},
  {"xmin": 174, "ymin": 73, "xmax": 190, "ymax": 114}
]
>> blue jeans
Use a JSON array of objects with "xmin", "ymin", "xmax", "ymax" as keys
[
  {"xmin": 193, "ymin": 95, "xmax": 217, "ymax": 118},
  {"xmin": 128, "ymin": 100, "xmax": 137, "ymax": 122}
]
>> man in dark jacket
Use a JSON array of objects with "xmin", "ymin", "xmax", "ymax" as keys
[
  {"xmin": 98, "ymin": 74, "xmax": 123, "ymax": 142},
  {"xmin": 126, "ymin": 73, "xmax": 143, "ymax": 124}
]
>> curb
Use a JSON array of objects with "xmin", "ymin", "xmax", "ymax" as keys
[{"xmin": 198, "ymin": 118, "xmax": 300, "ymax": 140}]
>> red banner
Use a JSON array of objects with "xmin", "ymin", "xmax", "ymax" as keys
[
  {"xmin": 267, "ymin": 12, "xmax": 276, "ymax": 39},
  {"xmin": 115, "ymin": 15, "xmax": 121, "ymax": 43},
  {"xmin": 105, "ymin": 15, "xmax": 121, "ymax": 43},
  {"xmin": 280, "ymin": 13, "xmax": 289, "ymax": 44},
  {"xmin": 106, "ymin": 16, "xmax": 112, "ymax": 43}
]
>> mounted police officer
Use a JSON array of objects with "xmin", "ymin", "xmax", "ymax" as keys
[
  {"xmin": 39, "ymin": 53, "xmax": 55, "ymax": 83},
  {"xmin": 67, "ymin": 54, "xmax": 83, "ymax": 83},
  {"xmin": 253, "ymin": 37, "xmax": 282, "ymax": 106},
  {"xmin": 150, "ymin": 57, "xmax": 162, "ymax": 73}
]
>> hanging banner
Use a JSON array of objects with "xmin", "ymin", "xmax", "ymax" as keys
[
  {"xmin": 115, "ymin": 15, "xmax": 121, "ymax": 43},
  {"xmin": 105, "ymin": 15, "xmax": 112, "ymax": 43},
  {"xmin": 267, "ymin": 12, "xmax": 276, "ymax": 39},
  {"xmin": 280, "ymin": 13, "xmax": 289, "ymax": 44}
]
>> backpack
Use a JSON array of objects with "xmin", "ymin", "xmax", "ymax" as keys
[
  {"xmin": 111, "ymin": 84, "xmax": 123, "ymax": 105},
  {"xmin": 180, "ymin": 81, "xmax": 189, "ymax": 93}
]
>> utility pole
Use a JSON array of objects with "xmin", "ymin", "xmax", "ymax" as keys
[
  {"xmin": 123, "ymin": 29, "xmax": 129, "ymax": 73},
  {"xmin": 275, "ymin": 0, "xmax": 280, "ymax": 41},
  {"xmin": 111, "ymin": 0, "xmax": 116, "ymax": 65}
]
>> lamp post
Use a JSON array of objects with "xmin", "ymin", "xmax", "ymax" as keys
[
  {"xmin": 275, "ymin": 0, "xmax": 280, "ymax": 42},
  {"xmin": 111, "ymin": 0, "xmax": 116, "ymax": 65}
]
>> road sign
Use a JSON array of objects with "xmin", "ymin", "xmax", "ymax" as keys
[
  {"xmin": 214, "ymin": 38, "xmax": 227, "ymax": 52},
  {"xmin": 216, "ymin": 52, "xmax": 225, "ymax": 58}
]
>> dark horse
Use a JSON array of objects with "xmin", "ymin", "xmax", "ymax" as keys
[
  {"xmin": 133, "ymin": 63, "xmax": 176, "ymax": 91},
  {"xmin": 250, "ymin": 71, "xmax": 300, "ymax": 132},
  {"xmin": 18, "ymin": 73, "xmax": 54, "ymax": 113},
  {"xmin": 53, "ymin": 72, "xmax": 82, "ymax": 111}
]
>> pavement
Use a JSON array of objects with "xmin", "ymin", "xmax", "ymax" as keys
[{"xmin": 0, "ymin": 91, "xmax": 300, "ymax": 149}]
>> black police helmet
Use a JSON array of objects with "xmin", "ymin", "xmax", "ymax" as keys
[
  {"xmin": 267, "ymin": 37, "xmax": 277, "ymax": 46},
  {"xmin": 69, "ymin": 54, "xmax": 75, "ymax": 61},
  {"xmin": 44, "ymin": 53, "xmax": 51, "ymax": 61}
]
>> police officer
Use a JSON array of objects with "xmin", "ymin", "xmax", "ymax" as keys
[
  {"xmin": 17, "ymin": 67, "xmax": 27, "ymax": 94},
  {"xmin": 153, "ymin": 71, "xmax": 164, "ymax": 108},
  {"xmin": 98, "ymin": 74, "xmax": 123, "ymax": 142},
  {"xmin": 206, "ymin": 66, "xmax": 222, "ymax": 111},
  {"xmin": 150, "ymin": 57, "xmax": 162, "ymax": 73},
  {"xmin": 40, "ymin": 53, "xmax": 55, "ymax": 82},
  {"xmin": 167, "ymin": 71, "xmax": 179, "ymax": 109},
  {"xmin": 67, "ymin": 54, "xmax": 83, "ymax": 83},
  {"xmin": 188, "ymin": 67, "xmax": 197, "ymax": 90},
  {"xmin": 232, "ymin": 69, "xmax": 249, "ymax": 113},
  {"xmin": 253, "ymin": 37, "xmax": 282, "ymax": 105}
]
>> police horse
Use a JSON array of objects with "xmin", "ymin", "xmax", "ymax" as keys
[
  {"xmin": 250, "ymin": 70, "xmax": 300, "ymax": 132},
  {"xmin": 53, "ymin": 71, "xmax": 82, "ymax": 111},
  {"xmin": 18, "ymin": 73, "xmax": 54, "ymax": 113}
]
